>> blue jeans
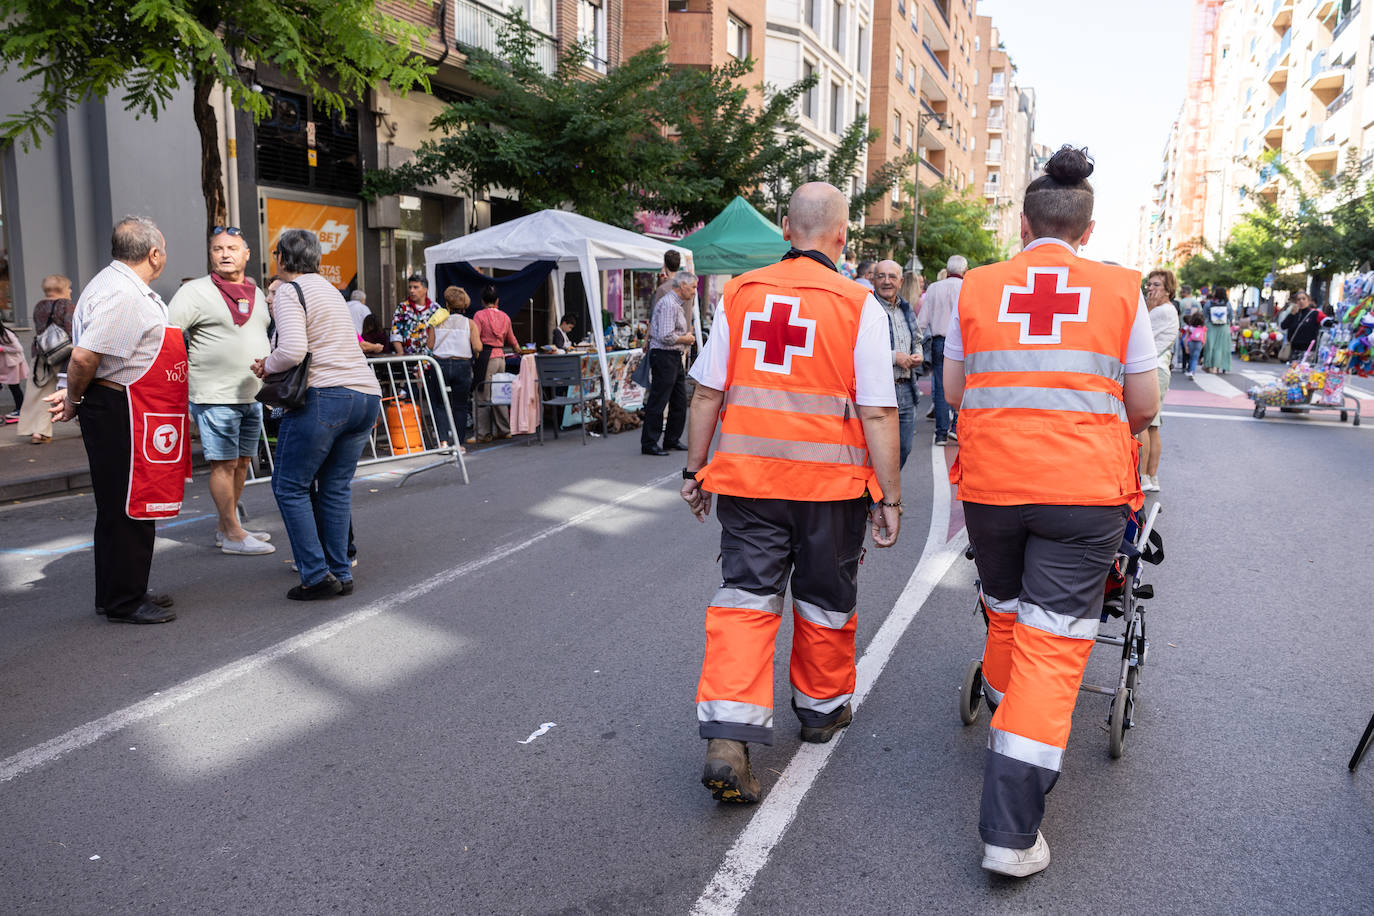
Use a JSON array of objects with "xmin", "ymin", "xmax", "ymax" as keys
[
  {"xmin": 1187, "ymin": 340, "xmax": 1202, "ymax": 374},
  {"xmin": 896, "ymin": 380, "xmax": 916, "ymax": 469},
  {"xmin": 426, "ymin": 358, "xmax": 473, "ymax": 444},
  {"xmin": 930, "ymin": 336, "xmax": 954, "ymax": 437},
  {"xmin": 272, "ymin": 387, "xmax": 381, "ymax": 587}
]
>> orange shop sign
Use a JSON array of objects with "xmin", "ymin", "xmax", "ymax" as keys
[{"xmin": 264, "ymin": 198, "xmax": 359, "ymax": 291}]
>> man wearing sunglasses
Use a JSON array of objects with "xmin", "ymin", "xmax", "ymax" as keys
[{"xmin": 167, "ymin": 225, "xmax": 275, "ymax": 556}]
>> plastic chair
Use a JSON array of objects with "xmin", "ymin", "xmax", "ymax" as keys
[{"xmin": 535, "ymin": 354, "xmax": 606, "ymax": 445}]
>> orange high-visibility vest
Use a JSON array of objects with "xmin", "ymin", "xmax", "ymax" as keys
[
  {"xmin": 698, "ymin": 257, "xmax": 881, "ymax": 502},
  {"xmin": 950, "ymin": 242, "xmax": 1144, "ymax": 510}
]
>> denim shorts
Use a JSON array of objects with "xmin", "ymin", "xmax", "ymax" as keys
[{"xmin": 190, "ymin": 401, "xmax": 263, "ymax": 460}]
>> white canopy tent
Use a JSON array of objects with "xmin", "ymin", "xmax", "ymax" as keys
[{"xmin": 424, "ymin": 210, "xmax": 695, "ymax": 400}]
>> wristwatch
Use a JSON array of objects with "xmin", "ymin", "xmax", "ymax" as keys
[{"xmin": 682, "ymin": 468, "xmax": 700, "ymax": 480}]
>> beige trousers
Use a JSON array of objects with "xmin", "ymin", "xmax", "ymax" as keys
[{"xmin": 16, "ymin": 372, "xmax": 56, "ymax": 438}]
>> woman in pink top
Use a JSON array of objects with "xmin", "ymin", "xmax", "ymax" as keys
[{"xmin": 471, "ymin": 286, "xmax": 521, "ymax": 440}]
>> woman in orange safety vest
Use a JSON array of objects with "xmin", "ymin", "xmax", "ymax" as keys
[{"xmin": 943, "ymin": 146, "xmax": 1160, "ymax": 878}]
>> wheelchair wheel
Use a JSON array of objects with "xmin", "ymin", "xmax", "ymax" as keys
[
  {"xmin": 959, "ymin": 659, "xmax": 983, "ymax": 726},
  {"xmin": 1108, "ymin": 688, "xmax": 1129, "ymax": 759}
]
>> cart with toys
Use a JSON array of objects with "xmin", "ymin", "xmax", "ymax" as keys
[
  {"xmin": 1247, "ymin": 341, "xmax": 1361, "ymax": 426},
  {"xmin": 1235, "ymin": 321, "xmax": 1283, "ymax": 362}
]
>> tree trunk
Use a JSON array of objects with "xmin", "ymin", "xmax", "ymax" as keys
[{"xmin": 192, "ymin": 73, "xmax": 229, "ymax": 237}]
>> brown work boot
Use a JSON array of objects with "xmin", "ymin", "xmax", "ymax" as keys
[
  {"xmin": 701, "ymin": 739, "xmax": 762, "ymax": 804},
  {"xmin": 799, "ymin": 702, "xmax": 853, "ymax": 744}
]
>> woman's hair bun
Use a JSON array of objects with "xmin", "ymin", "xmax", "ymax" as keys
[{"xmin": 1044, "ymin": 145, "xmax": 1094, "ymax": 184}]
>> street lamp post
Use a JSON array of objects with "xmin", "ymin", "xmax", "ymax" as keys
[{"xmin": 909, "ymin": 111, "xmax": 947, "ymax": 276}]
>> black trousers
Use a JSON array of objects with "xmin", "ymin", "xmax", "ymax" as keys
[
  {"xmin": 641, "ymin": 348, "xmax": 687, "ymax": 448},
  {"xmin": 79, "ymin": 385, "xmax": 155, "ymax": 614}
]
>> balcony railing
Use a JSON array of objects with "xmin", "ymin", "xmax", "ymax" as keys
[
  {"xmin": 986, "ymin": 113, "xmax": 1005, "ymax": 130},
  {"xmin": 983, "ymin": 181, "xmax": 1001, "ymax": 197},
  {"xmin": 988, "ymin": 80, "xmax": 1006, "ymax": 99},
  {"xmin": 1333, "ymin": 3, "xmax": 1361, "ymax": 41},
  {"xmin": 922, "ymin": 40, "xmax": 948, "ymax": 80},
  {"xmin": 1257, "ymin": 163, "xmax": 1279, "ymax": 184},
  {"xmin": 985, "ymin": 149, "xmax": 1003, "ymax": 164},
  {"xmin": 1309, "ymin": 50, "xmax": 1328, "ymax": 81},
  {"xmin": 454, "ymin": 0, "xmax": 557, "ymax": 73},
  {"xmin": 920, "ymin": 157, "xmax": 944, "ymax": 179},
  {"xmin": 1327, "ymin": 87, "xmax": 1353, "ymax": 115}
]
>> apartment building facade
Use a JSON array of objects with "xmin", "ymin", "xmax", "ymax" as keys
[
  {"xmin": 970, "ymin": 14, "xmax": 1037, "ymax": 250},
  {"xmin": 863, "ymin": 0, "xmax": 982, "ymax": 227},
  {"xmin": 1148, "ymin": 0, "xmax": 1374, "ymax": 270}
]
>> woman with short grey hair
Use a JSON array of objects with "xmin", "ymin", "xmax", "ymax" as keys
[{"xmin": 252, "ymin": 229, "xmax": 382, "ymax": 600}]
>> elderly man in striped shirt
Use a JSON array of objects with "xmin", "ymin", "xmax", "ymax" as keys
[{"xmin": 641, "ymin": 269, "xmax": 697, "ymax": 456}]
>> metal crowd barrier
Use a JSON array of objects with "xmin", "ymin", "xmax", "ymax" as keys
[{"xmin": 245, "ymin": 354, "xmax": 470, "ymax": 488}]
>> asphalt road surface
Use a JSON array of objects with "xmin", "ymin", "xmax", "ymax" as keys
[{"xmin": 1, "ymin": 366, "xmax": 1371, "ymax": 915}]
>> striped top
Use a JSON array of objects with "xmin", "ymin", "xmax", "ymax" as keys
[
  {"xmin": 263, "ymin": 273, "xmax": 381, "ymax": 396},
  {"xmin": 71, "ymin": 261, "xmax": 169, "ymax": 386}
]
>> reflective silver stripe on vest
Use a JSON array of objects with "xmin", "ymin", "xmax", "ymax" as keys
[
  {"xmin": 1018, "ymin": 600, "xmax": 1100, "ymax": 641},
  {"xmin": 980, "ymin": 589, "xmax": 1018, "ymax": 616},
  {"xmin": 990, "ymin": 726, "xmax": 1064, "ymax": 772},
  {"xmin": 960, "ymin": 386, "xmax": 1126, "ymax": 420},
  {"xmin": 794, "ymin": 599, "xmax": 855, "ymax": 630},
  {"xmin": 964, "ymin": 349, "xmax": 1125, "ymax": 383},
  {"xmin": 980, "ymin": 674, "xmax": 1005, "ymax": 706},
  {"xmin": 711, "ymin": 587, "xmax": 784, "ymax": 615},
  {"xmin": 698, "ymin": 699, "xmax": 774, "ymax": 727},
  {"xmin": 726, "ymin": 384, "xmax": 854, "ymax": 418},
  {"xmin": 716, "ymin": 432, "xmax": 869, "ymax": 467},
  {"xmin": 792, "ymin": 686, "xmax": 853, "ymax": 715}
]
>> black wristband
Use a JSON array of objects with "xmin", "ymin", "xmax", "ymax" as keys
[{"xmin": 683, "ymin": 468, "xmax": 699, "ymax": 480}]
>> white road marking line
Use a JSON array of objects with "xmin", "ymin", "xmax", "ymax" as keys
[
  {"xmin": 0, "ymin": 472, "xmax": 679, "ymax": 785},
  {"xmin": 1190, "ymin": 371, "xmax": 1247, "ymax": 399},
  {"xmin": 1238, "ymin": 369, "xmax": 1273, "ymax": 384},
  {"xmin": 1161, "ymin": 409, "xmax": 1368, "ymax": 428},
  {"xmin": 692, "ymin": 444, "xmax": 968, "ymax": 916},
  {"xmin": 517, "ymin": 722, "xmax": 557, "ymax": 745},
  {"xmin": 1344, "ymin": 384, "xmax": 1374, "ymax": 399}
]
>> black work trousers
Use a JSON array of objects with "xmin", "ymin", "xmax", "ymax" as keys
[
  {"xmin": 641, "ymin": 347, "xmax": 687, "ymax": 449},
  {"xmin": 79, "ymin": 385, "xmax": 156, "ymax": 615}
]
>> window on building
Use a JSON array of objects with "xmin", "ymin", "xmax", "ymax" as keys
[
  {"xmin": 804, "ymin": 0, "xmax": 818, "ymax": 30},
  {"xmin": 894, "ymin": 111, "xmax": 902, "ymax": 137},
  {"xmin": 905, "ymin": 125, "xmax": 914, "ymax": 149},
  {"xmin": 975, "ymin": 35, "xmax": 980, "ymax": 52},
  {"xmin": 256, "ymin": 88, "xmax": 361, "ymax": 195},
  {"xmin": 726, "ymin": 15, "xmax": 749, "ymax": 60},
  {"xmin": 832, "ymin": 0, "xmax": 844, "ymax": 52},
  {"xmin": 578, "ymin": 0, "xmax": 606, "ymax": 72},
  {"xmin": 895, "ymin": 47, "xmax": 904, "ymax": 80},
  {"xmin": 831, "ymin": 81, "xmax": 844, "ymax": 134},
  {"xmin": 857, "ymin": 23, "xmax": 868, "ymax": 75},
  {"xmin": 971, "ymin": 102, "xmax": 978, "ymax": 118},
  {"xmin": 525, "ymin": 0, "xmax": 555, "ymax": 34},
  {"xmin": 802, "ymin": 60, "xmax": 816, "ymax": 119}
]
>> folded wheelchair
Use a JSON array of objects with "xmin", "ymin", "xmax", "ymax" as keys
[{"xmin": 958, "ymin": 502, "xmax": 1164, "ymax": 758}]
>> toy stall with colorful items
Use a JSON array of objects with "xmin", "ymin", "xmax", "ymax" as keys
[
  {"xmin": 1248, "ymin": 342, "xmax": 1361, "ymax": 425},
  {"xmin": 1235, "ymin": 321, "xmax": 1284, "ymax": 361}
]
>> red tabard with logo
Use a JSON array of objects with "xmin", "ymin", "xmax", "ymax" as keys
[{"xmin": 125, "ymin": 326, "xmax": 191, "ymax": 519}]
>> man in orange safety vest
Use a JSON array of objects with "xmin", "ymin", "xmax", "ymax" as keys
[{"xmin": 679, "ymin": 182, "xmax": 903, "ymax": 804}]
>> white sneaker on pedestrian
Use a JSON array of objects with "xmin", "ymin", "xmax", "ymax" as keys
[
  {"xmin": 216, "ymin": 530, "xmax": 271, "ymax": 547},
  {"xmin": 947, "ymin": 429, "xmax": 958, "ymax": 442},
  {"xmin": 1140, "ymin": 475, "xmax": 1159, "ymax": 492},
  {"xmin": 221, "ymin": 533, "xmax": 276, "ymax": 555},
  {"xmin": 982, "ymin": 831, "xmax": 1050, "ymax": 877}
]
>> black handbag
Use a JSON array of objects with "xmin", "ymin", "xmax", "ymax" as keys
[{"xmin": 255, "ymin": 281, "xmax": 312, "ymax": 410}]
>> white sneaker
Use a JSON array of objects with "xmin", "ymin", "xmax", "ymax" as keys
[
  {"xmin": 216, "ymin": 530, "xmax": 271, "ymax": 547},
  {"xmin": 1145, "ymin": 475, "xmax": 1161, "ymax": 492},
  {"xmin": 982, "ymin": 831, "xmax": 1050, "ymax": 877},
  {"xmin": 221, "ymin": 533, "xmax": 276, "ymax": 555}
]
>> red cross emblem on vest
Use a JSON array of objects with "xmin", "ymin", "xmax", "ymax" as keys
[
  {"xmin": 997, "ymin": 266, "xmax": 1091, "ymax": 344},
  {"xmin": 741, "ymin": 294, "xmax": 816, "ymax": 374}
]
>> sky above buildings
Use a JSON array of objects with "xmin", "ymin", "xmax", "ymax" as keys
[{"xmin": 976, "ymin": 0, "xmax": 1195, "ymax": 262}]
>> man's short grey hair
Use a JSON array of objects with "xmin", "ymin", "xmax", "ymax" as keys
[
  {"xmin": 947, "ymin": 255, "xmax": 968, "ymax": 275},
  {"xmin": 275, "ymin": 229, "xmax": 322, "ymax": 274},
  {"xmin": 349, "ymin": 290, "xmax": 367, "ymax": 302},
  {"xmin": 673, "ymin": 269, "xmax": 698, "ymax": 289},
  {"xmin": 111, "ymin": 216, "xmax": 163, "ymax": 263}
]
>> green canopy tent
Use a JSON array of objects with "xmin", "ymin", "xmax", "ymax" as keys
[{"xmin": 678, "ymin": 196, "xmax": 790, "ymax": 276}]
